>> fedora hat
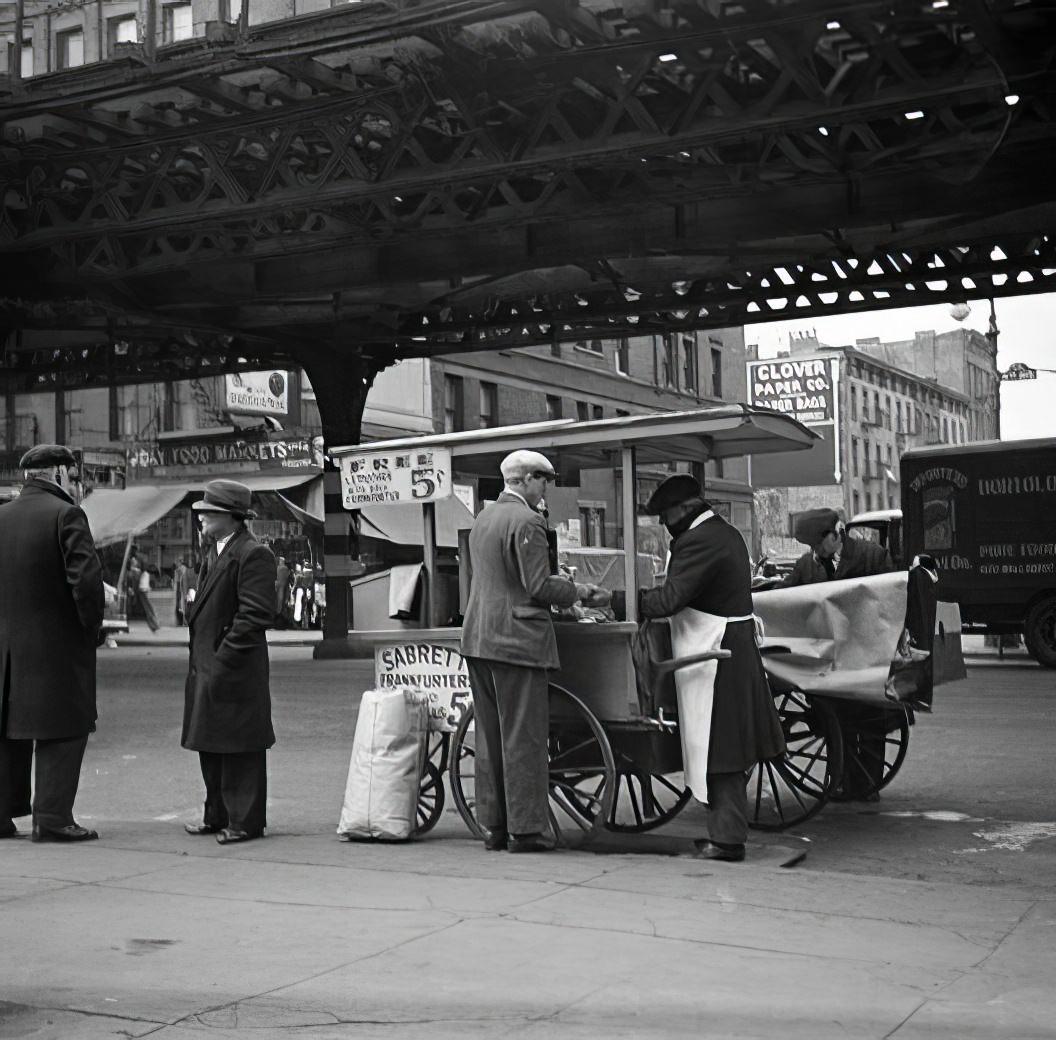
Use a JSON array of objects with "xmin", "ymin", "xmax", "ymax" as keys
[
  {"xmin": 644, "ymin": 474, "xmax": 704, "ymax": 515},
  {"xmin": 191, "ymin": 479, "xmax": 256, "ymax": 519}
]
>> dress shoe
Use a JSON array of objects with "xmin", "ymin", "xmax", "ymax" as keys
[
  {"xmin": 508, "ymin": 832, "xmax": 556, "ymax": 853},
  {"xmin": 482, "ymin": 828, "xmax": 508, "ymax": 851},
  {"xmin": 215, "ymin": 828, "xmax": 262, "ymax": 845},
  {"xmin": 184, "ymin": 822, "xmax": 223, "ymax": 835},
  {"xmin": 692, "ymin": 839, "xmax": 745, "ymax": 862},
  {"xmin": 31, "ymin": 824, "xmax": 99, "ymax": 844}
]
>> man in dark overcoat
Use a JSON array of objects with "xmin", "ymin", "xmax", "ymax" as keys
[
  {"xmin": 781, "ymin": 508, "xmax": 893, "ymax": 586},
  {"xmin": 0, "ymin": 444, "xmax": 104, "ymax": 842},
  {"xmin": 182, "ymin": 480, "xmax": 277, "ymax": 845},
  {"xmin": 461, "ymin": 449, "xmax": 609, "ymax": 853},
  {"xmin": 638, "ymin": 474, "xmax": 785, "ymax": 863}
]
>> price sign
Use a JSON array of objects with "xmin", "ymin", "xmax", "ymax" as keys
[
  {"xmin": 374, "ymin": 642, "xmax": 473, "ymax": 732},
  {"xmin": 1003, "ymin": 363, "xmax": 1037, "ymax": 382},
  {"xmin": 340, "ymin": 447, "xmax": 453, "ymax": 507}
]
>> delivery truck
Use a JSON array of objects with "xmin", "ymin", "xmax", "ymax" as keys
[{"xmin": 900, "ymin": 438, "xmax": 1056, "ymax": 668}]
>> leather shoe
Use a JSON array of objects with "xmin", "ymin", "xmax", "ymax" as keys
[
  {"xmin": 216, "ymin": 828, "xmax": 262, "ymax": 845},
  {"xmin": 692, "ymin": 839, "xmax": 745, "ymax": 862},
  {"xmin": 483, "ymin": 828, "xmax": 508, "ymax": 851},
  {"xmin": 31, "ymin": 824, "xmax": 99, "ymax": 844},
  {"xmin": 508, "ymin": 832, "xmax": 556, "ymax": 853},
  {"xmin": 184, "ymin": 822, "xmax": 223, "ymax": 835}
]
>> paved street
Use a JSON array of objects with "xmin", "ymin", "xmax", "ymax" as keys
[{"xmin": 2, "ymin": 647, "xmax": 1055, "ymax": 1039}]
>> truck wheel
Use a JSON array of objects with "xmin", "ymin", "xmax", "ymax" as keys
[{"xmin": 1024, "ymin": 596, "xmax": 1056, "ymax": 669}]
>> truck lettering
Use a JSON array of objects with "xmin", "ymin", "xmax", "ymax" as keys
[
  {"xmin": 978, "ymin": 474, "xmax": 1052, "ymax": 495},
  {"xmin": 908, "ymin": 467, "xmax": 968, "ymax": 493},
  {"xmin": 979, "ymin": 544, "xmax": 1017, "ymax": 557}
]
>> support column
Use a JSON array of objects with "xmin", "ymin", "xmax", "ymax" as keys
[{"xmin": 300, "ymin": 344, "xmax": 381, "ymax": 658}]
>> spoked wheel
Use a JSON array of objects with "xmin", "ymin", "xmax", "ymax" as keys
[
  {"xmin": 605, "ymin": 728, "xmax": 691, "ymax": 833},
  {"xmin": 448, "ymin": 683, "xmax": 616, "ymax": 843},
  {"xmin": 414, "ymin": 761, "xmax": 445, "ymax": 836},
  {"xmin": 748, "ymin": 689, "xmax": 843, "ymax": 831},
  {"xmin": 836, "ymin": 705, "xmax": 911, "ymax": 800}
]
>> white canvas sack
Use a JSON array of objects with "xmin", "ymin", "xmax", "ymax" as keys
[{"xmin": 337, "ymin": 687, "xmax": 429, "ymax": 841}]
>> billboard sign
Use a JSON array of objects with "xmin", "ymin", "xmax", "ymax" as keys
[
  {"xmin": 340, "ymin": 447, "xmax": 453, "ymax": 507},
  {"xmin": 225, "ymin": 371, "xmax": 289, "ymax": 415},
  {"xmin": 747, "ymin": 357, "xmax": 837, "ymax": 424}
]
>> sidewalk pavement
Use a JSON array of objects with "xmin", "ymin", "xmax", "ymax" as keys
[{"xmin": 2, "ymin": 813, "xmax": 1053, "ymax": 1039}]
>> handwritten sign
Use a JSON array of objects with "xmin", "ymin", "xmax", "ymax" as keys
[
  {"xmin": 374, "ymin": 641, "xmax": 473, "ymax": 732},
  {"xmin": 340, "ymin": 447, "xmax": 452, "ymax": 508}
]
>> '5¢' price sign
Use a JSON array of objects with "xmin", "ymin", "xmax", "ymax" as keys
[{"xmin": 340, "ymin": 447, "xmax": 453, "ymax": 508}]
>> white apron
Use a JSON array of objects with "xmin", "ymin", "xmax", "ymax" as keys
[{"xmin": 666, "ymin": 511, "xmax": 753, "ymax": 804}]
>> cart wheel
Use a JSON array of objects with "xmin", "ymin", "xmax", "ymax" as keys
[
  {"xmin": 448, "ymin": 683, "xmax": 616, "ymax": 843},
  {"xmin": 837, "ymin": 705, "xmax": 911, "ymax": 799},
  {"xmin": 748, "ymin": 689, "xmax": 843, "ymax": 832},
  {"xmin": 414, "ymin": 761, "xmax": 445, "ymax": 837},
  {"xmin": 606, "ymin": 747, "xmax": 691, "ymax": 833}
]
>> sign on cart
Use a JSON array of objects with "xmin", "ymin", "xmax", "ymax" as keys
[
  {"xmin": 340, "ymin": 447, "xmax": 453, "ymax": 507},
  {"xmin": 374, "ymin": 641, "xmax": 472, "ymax": 732}
]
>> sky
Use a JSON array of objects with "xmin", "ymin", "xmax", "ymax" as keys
[{"xmin": 746, "ymin": 293, "xmax": 1056, "ymax": 442}]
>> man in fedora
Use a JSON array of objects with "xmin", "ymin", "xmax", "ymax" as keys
[
  {"xmin": 182, "ymin": 479, "xmax": 277, "ymax": 844},
  {"xmin": 638, "ymin": 473, "xmax": 784, "ymax": 862},
  {"xmin": 0, "ymin": 444, "xmax": 104, "ymax": 843}
]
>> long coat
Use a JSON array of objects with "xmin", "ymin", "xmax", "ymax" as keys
[
  {"xmin": 782, "ymin": 535, "xmax": 893, "ymax": 587},
  {"xmin": 461, "ymin": 491, "xmax": 578, "ymax": 669},
  {"xmin": 639, "ymin": 511, "xmax": 785, "ymax": 774},
  {"xmin": 0, "ymin": 479, "xmax": 104, "ymax": 739},
  {"xmin": 182, "ymin": 528, "xmax": 276, "ymax": 754}
]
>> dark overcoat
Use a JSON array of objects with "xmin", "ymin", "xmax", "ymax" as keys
[
  {"xmin": 0, "ymin": 479, "xmax": 104, "ymax": 739},
  {"xmin": 782, "ymin": 535, "xmax": 893, "ymax": 587},
  {"xmin": 182, "ymin": 528, "xmax": 276, "ymax": 753},
  {"xmin": 639, "ymin": 511, "xmax": 785, "ymax": 774},
  {"xmin": 461, "ymin": 491, "xmax": 578, "ymax": 669}
]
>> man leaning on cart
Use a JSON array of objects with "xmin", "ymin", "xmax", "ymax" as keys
[
  {"xmin": 461, "ymin": 449, "xmax": 610, "ymax": 854},
  {"xmin": 638, "ymin": 474, "xmax": 785, "ymax": 863}
]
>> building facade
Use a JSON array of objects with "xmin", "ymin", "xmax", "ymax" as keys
[{"xmin": 748, "ymin": 328, "xmax": 1000, "ymax": 558}]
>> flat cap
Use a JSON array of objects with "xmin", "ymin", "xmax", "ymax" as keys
[
  {"xmin": 191, "ymin": 479, "xmax": 257, "ymax": 519},
  {"xmin": 19, "ymin": 443, "xmax": 77, "ymax": 469},
  {"xmin": 644, "ymin": 474, "xmax": 704, "ymax": 515},
  {"xmin": 793, "ymin": 507, "xmax": 841, "ymax": 547}
]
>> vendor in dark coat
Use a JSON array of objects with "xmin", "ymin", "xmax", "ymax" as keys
[
  {"xmin": 0, "ymin": 444, "xmax": 104, "ymax": 843},
  {"xmin": 182, "ymin": 480, "xmax": 277, "ymax": 845},
  {"xmin": 638, "ymin": 474, "xmax": 784, "ymax": 863},
  {"xmin": 781, "ymin": 508, "xmax": 893, "ymax": 586}
]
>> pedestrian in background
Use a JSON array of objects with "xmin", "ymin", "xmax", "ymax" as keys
[
  {"xmin": 173, "ymin": 556, "xmax": 191, "ymax": 626},
  {"xmin": 136, "ymin": 560, "xmax": 161, "ymax": 633},
  {"xmin": 182, "ymin": 480, "xmax": 277, "ymax": 845},
  {"xmin": 0, "ymin": 444, "xmax": 104, "ymax": 843},
  {"xmin": 461, "ymin": 449, "xmax": 609, "ymax": 853},
  {"xmin": 274, "ymin": 555, "xmax": 290, "ymax": 627}
]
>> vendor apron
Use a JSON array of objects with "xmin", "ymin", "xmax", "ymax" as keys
[{"xmin": 666, "ymin": 511, "xmax": 753, "ymax": 804}]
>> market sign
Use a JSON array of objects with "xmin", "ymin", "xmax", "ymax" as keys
[
  {"xmin": 340, "ymin": 447, "xmax": 452, "ymax": 507},
  {"xmin": 747, "ymin": 357, "xmax": 837, "ymax": 425},
  {"xmin": 225, "ymin": 370, "xmax": 289, "ymax": 415},
  {"xmin": 127, "ymin": 434, "xmax": 319, "ymax": 476},
  {"xmin": 374, "ymin": 642, "xmax": 472, "ymax": 732}
]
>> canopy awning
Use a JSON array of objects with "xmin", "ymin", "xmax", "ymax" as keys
[
  {"xmin": 358, "ymin": 497, "xmax": 475, "ymax": 548},
  {"xmin": 81, "ymin": 473, "xmax": 318, "ymax": 546}
]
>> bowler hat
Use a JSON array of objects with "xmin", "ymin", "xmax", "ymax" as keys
[
  {"xmin": 793, "ymin": 507, "xmax": 840, "ymax": 547},
  {"xmin": 644, "ymin": 474, "xmax": 704, "ymax": 515},
  {"xmin": 19, "ymin": 443, "xmax": 77, "ymax": 470},
  {"xmin": 191, "ymin": 479, "xmax": 257, "ymax": 519}
]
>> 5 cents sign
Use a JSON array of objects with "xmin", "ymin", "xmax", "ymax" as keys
[{"xmin": 340, "ymin": 447, "xmax": 452, "ymax": 507}]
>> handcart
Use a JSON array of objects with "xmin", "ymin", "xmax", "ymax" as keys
[{"xmin": 331, "ymin": 405, "xmax": 947, "ymax": 843}]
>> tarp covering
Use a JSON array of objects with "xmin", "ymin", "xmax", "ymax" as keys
[{"xmin": 358, "ymin": 497, "xmax": 475, "ymax": 549}]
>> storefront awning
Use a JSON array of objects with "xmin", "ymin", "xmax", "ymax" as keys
[
  {"xmin": 358, "ymin": 497, "xmax": 475, "ymax": 549},
  {"xmin": 82, "ymin": 473, "xmax": 318, "ymax": 546}
]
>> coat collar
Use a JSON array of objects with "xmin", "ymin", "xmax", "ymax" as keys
[
  {"xmin": 20, "ymin": 477, "xmax": 76, "ymax": 506},
  {"xmin": 189, "ymin": 527, "xmax": 252, "ymax": 617}
]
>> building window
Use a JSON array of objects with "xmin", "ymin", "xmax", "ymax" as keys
[
  {"xmin": 661, "ymin": 336, "xmax": 676, "ymax": 388},
  {"xmin": 162, "ymin": 2, "xmax": 193, "ymax": 44},
  {"xmin": 710, "ymin": 348, "xmax": 722, "ymax": 398},
  {"xmin": 851, "ymin": 436, "xmax": 859, "ymax": 477},
  {"xmin": 873, "ymin": 390, "xmax": 881, "ymax": 424},
  {"xmin": 615, "ymin": 338, "xmax": 630, "ymax": 376},
  {"xmin": 107, "ymin": 15, "xmax": 138, "ymax": 54},
  {"xmin": 220, "ymin": 0, "xmax": 245, "ymax": 22},
  {"xmin": 592, "ymin": 404, "xmax": 603, "ymax": 421},
  {"xmin": 546, "ymin": 395, "xmax": 562, "ymax": 421},
  {"xmin": 850, "ymin": 385, "xmax": 858, "ymax": 421},
  {"xmin": 895, "ymin": 400, "xmax": 902, "ymax": 432},
  {"xmin": 576, "ymin": 400, "xmax": 588, "ymax": 422},
  {"xmin": 852, "ymin": 490, "xmax": 861, "ymax": 515},
  {"xmin": 682, "ymin": 334, "xmax": 697, "ymax": 393},
  {"xmin": 443, "ymin": 375, "xmax": 463, "ymax": 433},
  {"xmin": 575, "ymin": 339, "xmax": 603, "ymax": 354},
  {"xmin": 885, "ymin": 395, "xmax": 892, "ymax": 428},
  {"xmin": 941, "ymin": 416, "xmax": 948, "ymax": 442},
  {"xmin": 865, "ymin": 490, "xmax": 873, "ymax": 511},
  {"xmin": 478, "ymin": 382, "xmax": 497, "ymax": 429},
  {"xmin": 20, "ymin": 38, "xmax": 33, "ymax": 78},
  {"xmin": 57, "ymin": 28, "xmax": 85, "ymax": 69}
]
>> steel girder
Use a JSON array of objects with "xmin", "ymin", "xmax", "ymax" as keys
[{"xmin": 2, "ymin": 0, "xmax": 1056, "ymax": 358}]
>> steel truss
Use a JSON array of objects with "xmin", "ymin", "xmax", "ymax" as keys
[{"xmin": 2, "ymin": 0, "xmax": 1056, "ymax": 361}]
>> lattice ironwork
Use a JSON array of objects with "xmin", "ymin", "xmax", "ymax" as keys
[{"xmin": 1, "ymin": 0, "xmax": 1056, "ymax": 363}]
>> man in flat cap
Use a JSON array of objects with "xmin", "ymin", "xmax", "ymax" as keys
[
  {"xmin": 182, "ymin": 480, "xmax": 277, "ymax": 844},
  {"xmin": 0, "ymin": 444, "xmax": 104, "ymax": 842},
  {"xmin": 461, "ymin": 449, "xmax": 609, "ymax": 853},
  {"xmin": 638, "ymin": 473, "xmax": 784, "ymax": 862},
  {"xmin": 782, "ymin": 507, "xmax": 892, "ymax": 586}
]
